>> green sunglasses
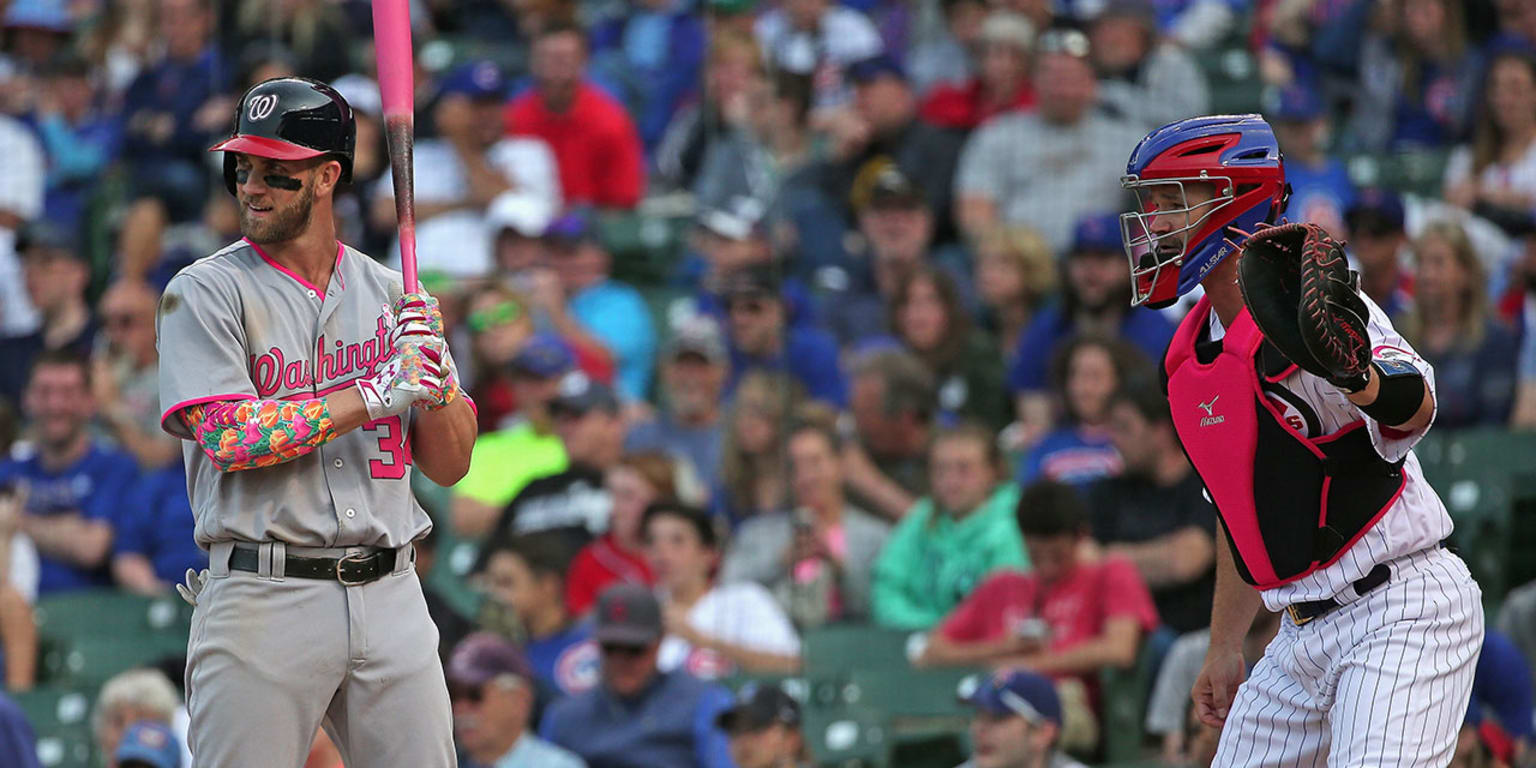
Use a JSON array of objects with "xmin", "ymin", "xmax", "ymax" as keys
[{"xmin": 468, "ymin": 301, "xmax": 523, "ymax": 332}]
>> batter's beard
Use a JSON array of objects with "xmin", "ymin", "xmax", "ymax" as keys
[{"xmin": 240, "ymin": 184, "xmax": 316, "ymax": 245}]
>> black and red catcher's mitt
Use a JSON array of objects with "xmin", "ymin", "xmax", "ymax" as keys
[{"xmin": 1236, "ymin": 222, "xmax": 1372, "ymax": 392}]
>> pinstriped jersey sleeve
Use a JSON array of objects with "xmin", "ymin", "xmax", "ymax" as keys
[{"xmin": 156, "ymin": 270, "xmax": 259, "ymax": 440}]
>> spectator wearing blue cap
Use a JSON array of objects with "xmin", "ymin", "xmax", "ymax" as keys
[
  {"xmin": 954, "ymin": 670, "xmax": 1088, "ymax": 768},
  {"xmin": 1464, "ymin": 629, "xmax": 1535, "ymax": 761},
  {"xmin": 718, "ymin": 264, "xmax": 848, "ymax": 407},
  {"xmin": 1346, "ymin": 188, "xmax": 1413, "ymax": 321},
  {"xmin": 3, "ymin": 0, "xmax": 73, "ymax": 73},
  {"xmin": 1264, "ymin": 81, "xmax": 1355, "ymax": 238},
  {"xmin": 588, "ymin": 0, "xmax": 706, "ymax": 152},
  {"xmin": 116, "ymin": 720, "xmax": 181, "ymax": 768},
  {"xmin": 453, "ymin": 327, "xmax": 577, "ymax": 538},
  {"xmin": 1005, "ymin": 213, "xmax": 1173, "ymax": 449},
  {"xmin": 956, "ymin": 30, "xmax": 1144, "ymax": 254},
  {"xmin": 1445, "ymin": 49, "xmax": 1536, "ymax": 231},
  {"xmin": 754, "ymin": 0, "xmax": 883, "ymax": 109},
  {"xmin": 817, "ymin": 55, "xmax": 965, "ymax": 243},
  {"xmin": 373, "ymin": 60, "xmax": 561, "ymax": 279},
  {"xmin": 525, "ymin": 210, "xmax": 657, "ymax": 403}
]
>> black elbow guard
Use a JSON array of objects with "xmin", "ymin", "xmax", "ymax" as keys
[{"xmin": 1358, "ymin": 358, "xmax": 1425, "ymax": 427}]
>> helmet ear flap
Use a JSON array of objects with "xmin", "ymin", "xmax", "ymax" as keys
[
  {"xmin": 223, "ymin": 154, "xmax": 238, "ymax": 196},
  {"xmin": 1269, "ymin": 182, "xmax": 1292, "ymax": 224}
]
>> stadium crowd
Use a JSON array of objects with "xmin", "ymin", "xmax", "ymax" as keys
[{"xmin": 2, "ymin": 0, "xmax": 1536, "ymax": 765}]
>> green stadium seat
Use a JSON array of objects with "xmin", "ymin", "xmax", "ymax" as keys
[
  {"xmin": 31, "ymin": 722, "xmax": 94, "ymax": 768},
  {"xmin": 14, "ymin": 685, "xmax": 96, "ymax": 768},
  {"xmin": 1100, "ymin": 639, "xmax": 1162, "ymax": 763},
  {"xmin": 33, "ymin": 592, "xmax": 188, "ymax": 645},
  {"xmin": 41, "ymin": 634, "xmax": 186, "ymax": 687},
  {"xmin": 802, "ymin": 703, "xmax": 890, "ymax": 767}
]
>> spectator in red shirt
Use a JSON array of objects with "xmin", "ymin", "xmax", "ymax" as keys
[
  {"xmin": 919, "ymin": 478, "xmax": 1158, "ymax": 679},
  {"xmin": 566, "ymin": 452, "xmax": 673, "ymax": 617},
  {"xmin": 505, "ymin": 22, "xmax": 647, "ymax": 210},
  {"xmin": 919, "ymin": 11, "xmax": 1037, "ymax": 132}
]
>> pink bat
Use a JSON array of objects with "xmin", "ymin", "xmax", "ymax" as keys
[{"xmin": 371, "ymin": 0, "xmax": 418, "ymax": 293}]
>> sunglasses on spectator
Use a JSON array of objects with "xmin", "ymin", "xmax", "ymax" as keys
[
  {"xmin": 448, "ymin": 683, "xmax": 484, "ymax": 703},
  {"xmin": 104, "ymin": 312, "xmax": 148, "ymax": 329},
  {"xmin": 600, "ymin": 643, "xmax": 649, "ymax": 658},
  {"xmin": 1036, "ymin": 29, "xmax": 1090, "ymax": 59},
  {"xmin": 468, "ymin": 301, "xmax": 522, "ymax": 332},
  {"xmin": 726, "ymin": 297, "xmax": 772, "ymax": 315}
]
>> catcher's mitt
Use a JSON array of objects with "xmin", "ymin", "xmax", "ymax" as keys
[{"xmin": 1236, "ymin": 222, "xmax": 1372, "ymax": 392}]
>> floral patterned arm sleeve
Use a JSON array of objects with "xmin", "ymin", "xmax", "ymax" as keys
[{"xmin": 179, "ymin": 399, "xmax": 338, "ymax": 472}]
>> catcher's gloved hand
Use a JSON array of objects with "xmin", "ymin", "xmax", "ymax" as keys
[
  {"xmin": 1237, "ymin": 222, "xmax": 1372, "ymax": 393},
  {"xmin": 354, "ymin": 342, "xmax": 449, "ymax": 421}
]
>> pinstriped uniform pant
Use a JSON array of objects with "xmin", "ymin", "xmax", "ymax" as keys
[{"xmin": 1213, "ymin": 546, "xmax": 1483, "ymax": 767}]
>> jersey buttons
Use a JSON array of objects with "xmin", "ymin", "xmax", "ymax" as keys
[
  {"xmin": 345, "ymin": 508, "xmax": 356, "ymax": 518},
  {"xmin": 307, "ymin": 289, "xmax": 318, "ymax": 299},
  {"xmin": 333, "ymin": 459, "xmax": 343, "ymax": 468}
]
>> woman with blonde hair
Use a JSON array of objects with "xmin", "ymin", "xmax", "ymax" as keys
[
  {"xmin": 1399, "ymin": 221, "xmax": 1520, "ymax": 429},
  {"xmin": 717, "ymin": 371, "xmax": 805, "ymax": 525},
  {"xmin": 973, "ymin": 226, "xmax": 1057, "ymax": 364}
]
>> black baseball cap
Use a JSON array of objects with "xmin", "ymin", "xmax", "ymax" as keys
[
  {"xmin": 860, "ymin": 165, "xmax": 925, "ymax": 212},
  {"xmin": 548, "ymin": 371, "xmax": 620, "ymax": 415},
  {"xmin": 594, "ymin": 583, "xmax": 663, "ymax": 646},
  {"xmin": 714, "ymin": 263, "xmax": 783, "ymax": 300},
  {"xmin": 716, "ymin": 682, "xmax": 802, "ymax": 732}
]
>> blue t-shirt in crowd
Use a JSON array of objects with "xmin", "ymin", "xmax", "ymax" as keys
[
  {"xmin": 1467, "ymin": 629, "xmax": 1534, "ymax": 741},
  {"xmin": 541, "ymin": 670, "xmax": 735, "ymax": 768},
  {"xmin": 0, "ymin": 443, "xmax": 139, "ymax": 594},
  {"xmin": 1285, "ymin": 158, "xmax": 1356, "ymax": 233},
  {"xmin": 1006, "ymin": 305, "xmax": 1175, "ymax": 394},
  {"xmin": 113, "ymin": 461, "xmax": 206, "ymax": 584},
  {"xmin": 1018, "ymin": 427, "xmax": 1123, "ymax": 492},
  {"xmin": 526, "ymin": 622, "xmax": 601, "ymax": 699},
  {"xmin": 568, "ymin": 279, "xmax": 657, "ymax": 402},
  {"xmin": 728, "ymin": 326, "xmax": 849, "ymax": 407},
  {"xmin": 1423, "ymin": 319, "xmax": 1521, "ymax": 431},
  {"xmin": 0, "ymin": 693, "xmax": 40, "ymax": 768},
  {"xmin": 625, "ymin": 416, "xmax": 725, "ymax": 489}
]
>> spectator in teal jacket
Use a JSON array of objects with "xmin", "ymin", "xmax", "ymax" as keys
[{"xmin": 871, "ymin": 423, "xmax": 1028, "ymax": 630}]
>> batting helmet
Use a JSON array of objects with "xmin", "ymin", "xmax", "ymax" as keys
[
  {"xmin": 1119, "ymin": 114, "xmax": 1289, "ymax": 309},
  {"xmin": 208, "ymin": 77, "xmax": 356, "ymax": 195}
]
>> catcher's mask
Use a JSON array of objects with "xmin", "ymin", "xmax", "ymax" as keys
[{"xmin": 1120, "ymin": 114, "xmax": 1289, "ymax": 309}]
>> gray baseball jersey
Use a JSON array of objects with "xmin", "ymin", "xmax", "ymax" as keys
[{"xmin": 156, "ymin": 238, "xmax": 432, "ymax": 549}]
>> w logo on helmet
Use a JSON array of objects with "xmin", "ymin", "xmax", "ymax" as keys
[{"xmin": 248, "ymin": 94, "xmax": 280, "ymax": 121}]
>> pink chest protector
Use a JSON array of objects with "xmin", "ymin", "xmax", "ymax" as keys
[{"xmin": 1164, "ymin": 299, "xmax": 1406, "ymax": 589}]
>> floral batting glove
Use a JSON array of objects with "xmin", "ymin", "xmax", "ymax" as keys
[{"xmin": 354, "ymin": 342, "xmax": 446, "ymax": 421}]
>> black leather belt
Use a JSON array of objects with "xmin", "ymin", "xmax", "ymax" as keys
[
  {"xmin": 229, "ymin": 545, "xmax": 396, "ymax": 586},
  {"xmin": 1285, "ymin": 563, "xmax": 1390, "ymax": 626}
]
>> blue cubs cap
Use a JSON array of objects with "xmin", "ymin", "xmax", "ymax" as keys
[
  {"xmin": 1069, "ymin": 212, "xmax": 1124, "ymax": 256},
  {"xmin": 543, "ymin": 210, "xmax": 596, "ymax": 244},
  {"xmin": 439, "ymin": 60, "xmax": 506, "ymax": 101},
  {"xmin": 1262, "ymin": 82, "xmax": 1324, "ymax": 123},
  {"xmin": 848, "ymin": 54, "xmax": 906, "ymax": 85},
  {"xmin": 959, "ymin": 669, "xmax": 1061, "ymax": 725},
  {"xmin": 115, "ymin": 721, "xmax": 181, "ymax": 768},
  {"xmin": 1345, "ymin": 187, "xmax": 1405, "ymax": 234},
  {"xmin": 4, "ymin": 0, "xmax": 70, "ymax": 31},
  {"xmin": 509, "ymin": 332, "xmax": 574, "ymax": 378}
]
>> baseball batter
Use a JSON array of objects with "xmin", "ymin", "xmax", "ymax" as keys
[
  {"xmin": 156, "ymin": 78, "xmax": 476, "ymax": 767},
  {"xmin": 1119, "ymin": 114, "xmax": 1482, "ymax": 765}
]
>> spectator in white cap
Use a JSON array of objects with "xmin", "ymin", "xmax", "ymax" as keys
[
  {"xmin": 489, "ymin": 191, "xmax": 558, "ymax": 275},
  {"xmin": 372, "ymin": 60, "xmax": 562, "ymax": 278}
]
